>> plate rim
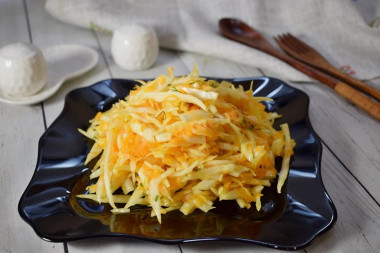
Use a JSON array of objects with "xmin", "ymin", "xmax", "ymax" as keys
[{"xmin": 18, "ymin": 76, "xmax": 337, "ymax": 250}]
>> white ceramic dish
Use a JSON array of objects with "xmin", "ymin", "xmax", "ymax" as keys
[{"xmin": 0, "ymin": 44, "xmax": 98, "ymax": 105}]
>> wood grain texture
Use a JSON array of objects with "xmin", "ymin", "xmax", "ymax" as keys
[
  {"xmin": 296, "ymin": 83, "xmax": 380, "ymax": 204},
  {"xmin": 25, "ymin": 0, "xmax": 110, "ymax": 127},
  {"xmin": 334, "ymin": 82, "xmax": 380, "ymax": 121},
  {"xmin": 307, "ymin": 145, "xmax": 380, "ymax": 252},
  {"xmin": 0, "ymin": 0, "xmax": 62, "ymax": 252},
  {"xmin": 178, "ymin": 55, "xmax": 380, "ymax": 253},
  {"xmin": 1, "ymin": 0, "xmax": 379, "ymax": 252},
  {"xmin": 68, "ymin": 238, "xmax": 181, "ymax": 253},
  {"xmin": 22, "ymin": 1, "xmax": 181, "ymax": 253}
]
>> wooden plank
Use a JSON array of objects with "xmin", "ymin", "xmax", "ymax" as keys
[
  {"xmin": 178, "ymin": 55, "xmax": 380, "ymax": 252},
  {"xmin": 180, "ymin": 53, "xmax": 380, "ymax": 203},
  {"xmin": 0, "ymin": 0, "xmax": 62, "ymax": 252},
  {"xmin": 25, "ymin": 0, "xmax": 111, "ymax": 127},
  {"xmin": 24, "ymin": 1, "xmax": 181, "ymax": 252},
  {"xmin": 289, "ymin": 82, "xmax": 380, "ymax": 203},
  {"xmin": 68, "ymin": 238, "xmax": 180, "ymax": 253},
  {"xmin": 57, "ymin": 43, "xmax": 269, "ymax": 253},
  {"xmin": 6, "ymin": 2, "xmax": 377, "ymax": 253},
  {"xmin": 177, "ymin": 53, "xmax": 301, "ymax": 253},
  {"xmin": 306, "ymin": 143, "xmax": 380, "ymax": 252},
  {"xmin": 180, "ymin": 145, "xmax": 380, "ymax": 253}
]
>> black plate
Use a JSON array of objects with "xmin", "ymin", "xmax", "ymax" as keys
[{"xmin": 18, "ymin": 77, "xmax": 337, "ymax": 250}]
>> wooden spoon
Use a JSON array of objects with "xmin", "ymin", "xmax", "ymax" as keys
[{"xmin": 219, "ymin": 18, "xmax": 380, "ymax": 121}]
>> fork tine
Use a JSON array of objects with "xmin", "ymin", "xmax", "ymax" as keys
[
  {"xmin": 273, "ymin": 35, "xmax": 291, "ymax": 53},
  {"xmin": 275, "ymin": 34, "xmax": 308, "ymax": 61},
  {"xmin": 274, "ymin": 35, "xmax": 287, "ymax": 48},
  {"xmin": 277, "ymin": 34, "xmax": 301, "ymax": 53},
  {"xmin": 282, "ymin": 33, "xmax": 307, "ymax": 53},
  {"xmin": 287, "ymin": 34, "xmax": 312, "ymax": 52},
  {"xmin": 277, "ymin": 34, "xmax": 380, "ymax": 102}
]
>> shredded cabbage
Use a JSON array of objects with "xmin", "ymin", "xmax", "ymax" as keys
[{"xmin": 78, "ymin": 66, "xmax": 295, "ymax": 223}]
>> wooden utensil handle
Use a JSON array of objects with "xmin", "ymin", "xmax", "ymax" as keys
[
  {"xmin": 325, "ymin": 66, "xmax": 380, "ymax": 101},
  {"xmin": 281, "ymin": 54, "xmax": 380, "ymax": 121},
  {"xmin": 242, "ymin": 41, "xmax": 380, "ymax": 121},
  {"xmin": 335, "ymin": 82, "xmax": 380, "ymax": 121}
]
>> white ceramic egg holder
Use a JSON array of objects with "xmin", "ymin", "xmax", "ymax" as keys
[{"xmin": 0, "ymin": 44, "xmax": 98, "ymax": 105}]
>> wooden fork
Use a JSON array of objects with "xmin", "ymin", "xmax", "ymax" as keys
[{"xmin": 274, "ymin": 33, "xmax": 380, "ymax": 101}]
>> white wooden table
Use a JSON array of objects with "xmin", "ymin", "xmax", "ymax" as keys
[{"xmin": 1, "ymin": 0, "xmax": 379, "ymax": 252}]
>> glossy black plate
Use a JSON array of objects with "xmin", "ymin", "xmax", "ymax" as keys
[{"xmin": 19, "ymin": 77, "xmax": 337, "ymax": 250}]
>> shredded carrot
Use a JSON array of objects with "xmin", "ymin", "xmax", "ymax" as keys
[{"xmin": 78, "ymin": 65, "xmax": 295, "ymax": 223}]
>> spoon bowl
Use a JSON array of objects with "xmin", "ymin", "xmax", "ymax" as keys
[
  {"xmin": 219, "ymin": 18, "xmax": 261, "ymax": 39},
  {"xmin": 219, "ymin": 18, "xmax": 279, "ymax": 54}
]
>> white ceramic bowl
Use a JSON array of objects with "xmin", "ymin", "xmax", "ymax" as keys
[
  {"xmin": 0, "ymin": 43, "xmax": 47, "ymax": 97},
  {"xmin": 111, "ymin": 24, "xmax": 159, "ymax": 71}
]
